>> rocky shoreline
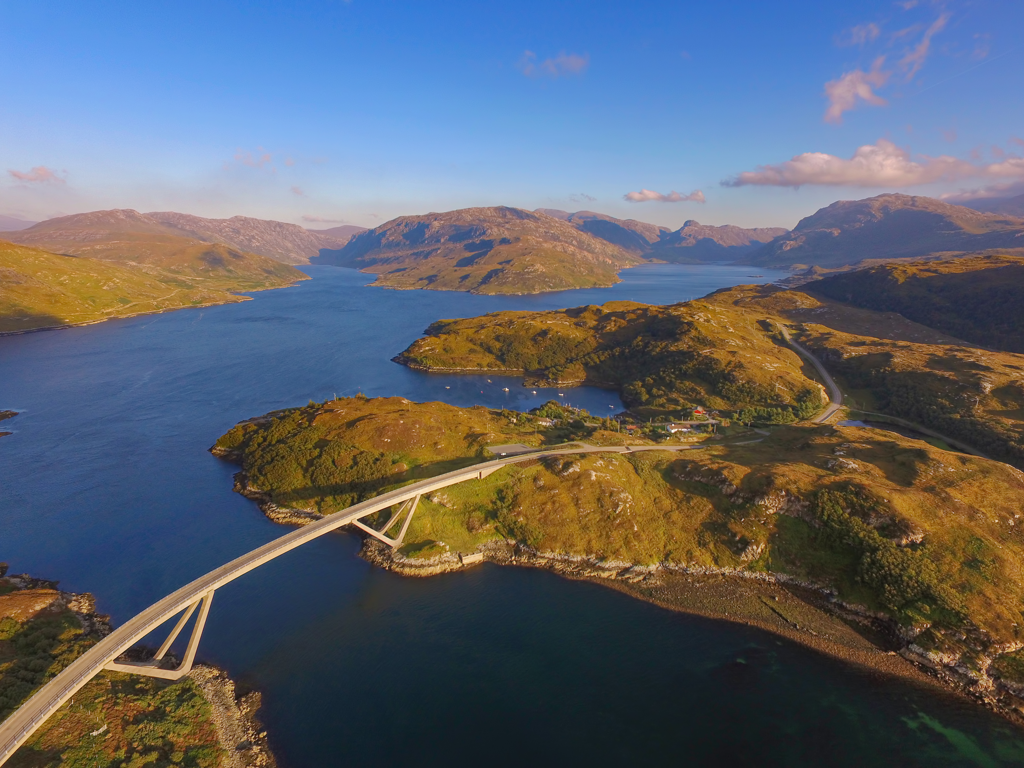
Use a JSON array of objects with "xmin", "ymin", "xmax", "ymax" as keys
[
  {"xmin": 0, "ymin": 410, "xmax": 16, "ymax": 438},
  {"xmin": 359, "ymin": 538, "xmax": 1024, "ymax": 726},
  {"xmin": 391, "ymin": 356, "xmax": 606, "ymax": 389},
  {"xmin": 0, "ymin": 565, "xmax": 276, "ymax": 767},
  {"xmin": 215, "ymin": 460, "xmax": 1024, "ymax": 727}
]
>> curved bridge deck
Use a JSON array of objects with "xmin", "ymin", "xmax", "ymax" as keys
[{"xmin": 0, "ymin": 443, "xmax": 694, "ymax": 765}]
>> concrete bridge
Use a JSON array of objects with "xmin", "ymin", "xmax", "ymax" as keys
[{"xmin": 0, "ymin": 442, "xmax": 693, "ymax": 765}]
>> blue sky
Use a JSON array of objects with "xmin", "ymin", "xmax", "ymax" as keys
[{"xmin": 1, "ymin": 0, "xmax": 1022, "ymax": 229}]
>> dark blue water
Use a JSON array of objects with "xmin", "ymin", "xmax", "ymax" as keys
[{"xmin": 2, "ymin": 264, "xmax": 1023, "ymax": 767}]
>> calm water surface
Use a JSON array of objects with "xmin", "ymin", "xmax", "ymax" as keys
[{"xmin": 2, "ymin": 264, "xmax": 1023, "ymax": 767}]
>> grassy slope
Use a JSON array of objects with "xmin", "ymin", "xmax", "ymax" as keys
[
  {"xmin": 356, "ymin": 240, "xmax": 627, "ymax": 294},
  {"xmin": 215, "ymin": 397, "xmax": 1024, "ymax": 675},
  {"xmin": 706, "ymin": 285, "xmax": 1024, "ymax": 468},
  {"xmin": 807, "ymin": 253, "xmax": 1024, "ymax": 353},
  {"xmin": 0, "ymin": 239, "xmax": 305, "ymax": 333},
  {"xmin": 397, "ymin": 299, "xmax": 828, "ymax": 420},
  {"xmin": 316, "ymin": 206, "xmax": 641, "ymax": 295},
  {"xmin": 0, "ymin": 578, "xmax": 225, "ymax": 768}
]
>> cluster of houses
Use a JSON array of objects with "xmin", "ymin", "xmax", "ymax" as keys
[
  {"xmin": 621, "ymin": 406, "xmax": 719, "ymax": 436},
  {"xmin": 534, "ymin": 405, "xmax": 719, "ymax": 436}
]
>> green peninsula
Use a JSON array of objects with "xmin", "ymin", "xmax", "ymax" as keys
[
  {"xmin": 312, "ymin": 206, "xmax": 641, "ymax": 294},
  {"xmin": 0, "ymin": 239, "xmax": 305, "ymax": 334},
  {"xmin": 396, "ymin": 297, "xmax": 828, "ymax": 423},
  {"xmin": 214, "ymin": 394, "xmax": 1024, "ymax": 720}
]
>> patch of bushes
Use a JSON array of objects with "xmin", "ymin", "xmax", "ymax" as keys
[{"xmin": 811, "ymin": 489, "xmax": 965, "ymax": 621}]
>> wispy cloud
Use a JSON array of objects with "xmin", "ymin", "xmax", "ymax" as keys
[
  {"xmin": 899, "ymin": 12, "xmax": 949, "ymax": 80},
  {"xmin": 837, "ymin": 22, "xmax": 881, "ymax": 47},
  {"xmin": 624, "ymin": 189, "xmax": 705, "ymax": 203},
  {"xmin": 941, "ymin": 181, "xmax": 1024, "ymax": 202},
  {"xmin": 232, "ymin": 147, "xmax": 273, "ymax": 168},
  {"xmin": 569, "ymin": 192, "xmax": 596, "ymax": 203},
  {"xmin": 8, "ymin": 166, "xmax": 65, "ymax": 184},
  {"xmin": 290, "ymin": 185, "xmax": 305, "ymax": 196},
  {"xmin": 302, "ymin": 215, "xmax": 344, "ymax": 223},
  {"xmin": 722, "ymin": 138, "xmax": 1024, "ymax": 188},
  {"xmin": 519, "ymin": 50, "xmax": 590, "ymax": 78},
  {"xmin": 823, "ymin": 57, "xmax": 890, "ymax": 124}
]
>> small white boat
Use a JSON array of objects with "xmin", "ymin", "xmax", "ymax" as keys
[
  {"xmin": 503, "ymin": 387, "xmax": 509, "ymax": 392},
  {"xmin": 558, "ymin": 393, "xmax": 565, "ymax": 397},
  {"xmin": 532, "ymin": 390, "xmax": 537, "ymax": 395},
  {"xmin": 445, "ymin": 386, "xmax": 450, "ymax": 389}
]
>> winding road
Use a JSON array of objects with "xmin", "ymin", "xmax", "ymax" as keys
[{"xmin": 778, "ymin": 325, "xmax": 843, "ymax": 423}]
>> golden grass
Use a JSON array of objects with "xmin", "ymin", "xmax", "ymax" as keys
[{"xmin": 0, "ymin": 239, "xmax": 304, "ymax": 333}]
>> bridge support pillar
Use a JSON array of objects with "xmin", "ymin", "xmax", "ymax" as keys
[{"xmin": 104, "ymin": 591, "xmax": 214, "ymax": 680}]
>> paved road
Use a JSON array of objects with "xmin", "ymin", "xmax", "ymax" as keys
[
  {"xmin": 778, "ymin": 325, "xmax": 843, "ymax": 423},
  {"xmin": 777, "ymin": 325, "xmax": 992, "ymax": 457},
  {"xmin": 0, "ymin": 441, "xmax": 698, "ymax": 765}
]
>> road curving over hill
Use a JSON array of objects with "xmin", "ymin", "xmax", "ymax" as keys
[{"xmin": 778, "ymin": 325, "xmax": 843, "ymax": 423}]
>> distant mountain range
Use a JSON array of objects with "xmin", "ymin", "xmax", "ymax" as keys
[
  {"xmin": 9, "ymin": 193, "xmax": 1021, "ymax": 300},
  {"xmin": 749, "ymin": 194, "xmax": 1024, "ymax": 270},
  {"xmin": 959, "ymin": 192, "xmax": 1024, "ymax": 218},
  {"xmin": 313, "ymin": 206, "xmax": 643, "ymax": 294},
  {"xmin": 307, "ymin": 224, "xmax": 368, "ymax": 241},
  {"xmin": 536, "ymin": 209, "xmax": 786, "ymax": 261},
  {"xmin": 313, "ymin": 206, "xmax": 790, "ymax": 294},
  {"xmin": 3, "ymin": 209, "xmax": 365, "ymax": 264},
  {"xmin": 0, "ymin": 214, "xmax": 38, "ymax": 232}
]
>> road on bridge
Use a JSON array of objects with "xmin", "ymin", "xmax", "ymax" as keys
[{"xmin": 0, "ymin": 442, "xmax": 701, "ymax": 765}]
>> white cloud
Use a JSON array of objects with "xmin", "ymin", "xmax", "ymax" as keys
[
  {"xmin": 722, "ymin": 138, "xmax": 1024, "ymax": 188},
  {"xmin": 823, "ymin": 57, "xmax": 890, "ymax": 124},
  {"xmin": 899, "ymin": 13, "xmax": 949, "ymax": 81},
  {"xmin": 519, "ymin": 50, "xmax": 590, "ymax": 78},
  {"xmin": 8, "ymin": 166, "xmax": 66, "ymax": 184},
  {"xmin": 290, "ymin": 185, "xmax": 305, "ymax": 196},
  {"xmin": 941, "ymin": 181, "xmax": 1024, "ymax": 202},
  {"xmin": 302, "ymin": 215, "xmax": 345, "ymax": 223},
  {"xmin": 623, "ymin": 189, "xmax": 705, "ymax": 203}
]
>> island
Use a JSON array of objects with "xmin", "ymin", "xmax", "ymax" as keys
[{"xmin": 0, "ymin": 564, "xmax": 275, "ymax": 768}]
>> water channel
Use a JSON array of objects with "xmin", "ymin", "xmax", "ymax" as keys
[{"xmin": 2, "ymin": 264, "xmax": 1022, "ymax": 766}]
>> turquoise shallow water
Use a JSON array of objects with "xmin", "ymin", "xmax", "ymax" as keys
[{"xmin": 2, "ymin": 264, "xmax": 1023, "ymax": 767}]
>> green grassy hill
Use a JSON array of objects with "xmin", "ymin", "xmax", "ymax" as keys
[
  {"xmin": 313, "ymin": 206, "xmax": 642, "ymax": 294},
  {"xmin": 0, "ymin": 239, "xmax": 305, "ymax": 333},
  {"xmin": 214, "ymin": 396, "xmax": 1024, "ymax": 706},
  {"xmin": 396, "ymin": 299, "xmax": 828, "ymax": 422},
  {"xmin": 705, "ymin": 284, "xmax": 1024, "ymax": 468},
  {"xmin": 807, "ymin": 253, "xmax": 1024, "ymax": 353}
]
